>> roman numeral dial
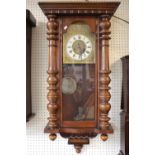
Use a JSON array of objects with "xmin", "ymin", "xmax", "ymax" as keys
[{"xmin": 66, "ymin": 34, "xmax": 92, "ymax": 61}]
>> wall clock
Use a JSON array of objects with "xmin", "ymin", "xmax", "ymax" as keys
[{"xmin": 39, "ymin": 2, "xmax": 120, "ymax": 153}]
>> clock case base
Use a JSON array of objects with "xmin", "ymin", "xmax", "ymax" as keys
[{"xmin": 44, "ymin": 124, "xmax": 113, "ymax": 153}]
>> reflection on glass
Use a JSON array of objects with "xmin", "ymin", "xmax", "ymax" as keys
[{"xmin": 62, "ymin": 64, "xmax": 95, "ymax": 121}]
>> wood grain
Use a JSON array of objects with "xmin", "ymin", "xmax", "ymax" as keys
[
  {"xmin": 39, "ymin": 1, "xmax": 120, "ymax": 153},
  {"xmin": 46, "ymin": 15, "xmax": 59, "ymax": 135},
  {"xmin": 99, "ymin": 15, "xmax": 112, "ymax": 131}
]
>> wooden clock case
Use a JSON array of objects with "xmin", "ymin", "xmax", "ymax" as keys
[{"xmin": 39, "ymin": 2, "xmax": 120, "ymax": 153}]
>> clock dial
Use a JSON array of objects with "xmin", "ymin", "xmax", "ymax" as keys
[
  {"xmin": 66, "ymin": 35, "xmax": 92, "ymax": 61},
  {"xmin": 63, "ymin": 23, "xmax": 96, "ymax": 64}
]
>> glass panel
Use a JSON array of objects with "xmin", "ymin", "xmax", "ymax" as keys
[
  {"xmin": 62, "ymin": 64, "xmax": 95, "ymax": 121},
  {"xmin": 62, "ymin": 22, "xmax": 96, "ymax": 121}
]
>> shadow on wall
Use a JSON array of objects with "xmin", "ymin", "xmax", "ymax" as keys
[
  {"xmin": 32, "ymin": 21, "xmax": 47, "ymax": 52},
  {"xmin": 31, "ymin": 21, "xmax": 48, "ymax": 118}
]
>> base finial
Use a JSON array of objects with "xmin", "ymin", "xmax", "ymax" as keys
[
  {"xmin": 100, "ymin": 134, "xmax": 108, "ymax": 141},
  {"xmin": 74, "ymin": 145, "xmax": 82, "ymax": 153},
  {"xmin": 49, "ymin": 133, "xmax": 57, "ymax": 141}
]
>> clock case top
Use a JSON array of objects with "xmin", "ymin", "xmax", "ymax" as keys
[
  {"xmin": 39, "ymin": 2, "xmax": 120, "ymax": 17},
  {"xmin": 39, "ymin": 1, "xmax": 120, "ymax": 153}
]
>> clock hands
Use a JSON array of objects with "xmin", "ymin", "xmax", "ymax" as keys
[
  {"xmin": 77, "ymin": 42, "xmax": 86, "ymax": 59},
  {"xmin": 67, "ymin": 35, "xmax": 92, "ymax": 61}
]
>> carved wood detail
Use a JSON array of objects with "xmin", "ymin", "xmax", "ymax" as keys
[
  {"xmin": 99, "ymin": 15, "xmax": 112, "ymax": 133},
  {"xmin": 49, "ymin": 133, "xmax": 57, "ymax": 141},
  {"xmin": 46, "ymin": 15, "xmax": 59, "ymax": 138},
  {"xmin": 100, "ymin": 133, "xmax": 108, "ymax": 141},
  {"xmin": 68, "ymin": 137, "xmax": 89, "ymax": 153},
  {"xmin": 39, "ymin": 1, "xmax": 120, "ymax": 153},
  {"xmin": 38, "ymin": 2, "xmax": 120, "ymax": 16}
]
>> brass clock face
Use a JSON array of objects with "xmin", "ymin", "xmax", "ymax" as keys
[
  {"xmin": 63, "ymin": 23, "xmax": 96, "ymax": 64},
  {"xmin": 66, "ymin": 34, "xmax": 92, "ymax": 61}
]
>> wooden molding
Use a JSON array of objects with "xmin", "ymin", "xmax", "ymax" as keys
[
  {"xmin": 39, "ymin": 2, "xmax": 120, "ymax": 17},
  {"xmin": 68, "ymin": 137, "xmax": 89, "ymax": 153},
  {"xmin": 39, "ymin": 1, "xmax": 120, "ymax": 153}
]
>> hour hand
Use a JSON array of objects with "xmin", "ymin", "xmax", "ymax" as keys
[{"xmin": 78, "ymin": 54, "xmax": 82, "ymax": 60}]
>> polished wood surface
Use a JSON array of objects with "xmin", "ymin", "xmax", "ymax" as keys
[
  {"xmin": 38, "ymin": 2, "xmax": 120, "ymax": 16},
  {"xmin": 99, "ymin": 15, "xmax": 111, "ymax": 132},
  {"xmin": 26, "ymin": 10, "xmax": 36, "ymax": 122},
  {"xmin": 44, "ymin": 125, "xmax": 113, "ymax": 134},
  {"xmin": 46, "ymin": 15, "xmax": 59, "ymax": 135},
  {"xmin": 68, "ymin": 137, "xmax": 89, "ymax": 153},
  {"xmin": 39, "ymin": 2, "xmax": 120, "ymax": 153}
]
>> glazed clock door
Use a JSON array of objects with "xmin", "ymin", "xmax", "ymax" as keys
[
  {"xmin": 39, "ymin": 2, "xmax": 120, "ymax": 152},
  {"xmin": 61, "ymin": 17, "xmax": 98, "ymax": 127}
]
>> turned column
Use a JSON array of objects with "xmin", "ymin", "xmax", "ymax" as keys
[
  {"xmin": 99, "ymin": 15, "xmax": 111, "ymax": 132},
  {"xmin": 46, "ymin": 15, "xmax": 59, "ymax": 140}
]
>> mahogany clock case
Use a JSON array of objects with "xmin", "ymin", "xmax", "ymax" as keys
[{"xmin": 39, "ymin": 2, "xmax": 120, "ymax": 153}]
